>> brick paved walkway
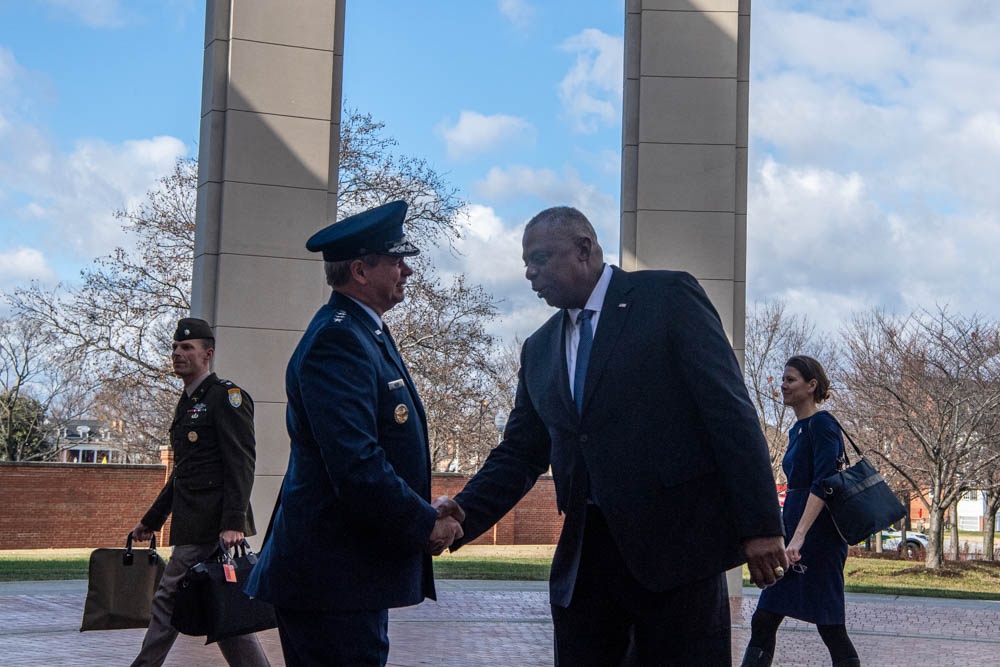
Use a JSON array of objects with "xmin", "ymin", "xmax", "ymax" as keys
[{"xmin": 1, "ymin": 580, "xmax": 998, "ymax": 666}]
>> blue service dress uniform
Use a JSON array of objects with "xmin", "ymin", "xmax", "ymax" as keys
[
  {"xmin": 244, "ymin": 292, "xmax": 438, "ymax": 667},
  {"xmin": 757, "ymin": 410, "xmax": 848, "ymax": 624},
  {"xmin": 245, "ymin": 199, "xmax": 435, "ymax": 666}
]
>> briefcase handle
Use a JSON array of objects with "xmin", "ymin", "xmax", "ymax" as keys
[
  {"xmin": 123, "ymin": 531, "xmax": 159, "ymax": 566},
  {"xmin": 214, "ymin": 537, "xmax": 258, "ymax": 567}
]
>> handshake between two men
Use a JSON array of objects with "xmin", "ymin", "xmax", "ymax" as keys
[{"xmin": 427, "ymin": 496, "xmax": 465, "ymax": 555}]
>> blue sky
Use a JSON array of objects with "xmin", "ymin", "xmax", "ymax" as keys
[{"xmin": 2, "ymin": 1, "xmax": 999, "ymax": 344}]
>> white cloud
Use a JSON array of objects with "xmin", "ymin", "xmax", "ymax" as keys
[
  {"xmin": 751, "ymin": 72, "xmax": 907, "ymax": 168},
  {"xmin": 474, "ymin": 165, "xmax": 618, "ymax": 246},
  {"xmin": 557, "ymin": 29, "xmax": 623, "ymax": 134},
  {"xmin": 747, "ymin": 159, "xmax": 1000, "ymax": 336},
  {"xmin": 753, "ymin": 10, "xmax": 910, "ymax": 86},
  {"xmin": 497, "ymin": 0, "xmax": 536, "ymax": 29},
  {"xmin": 752, "ymin": 3, "xmax": 1000, "ymax": 167},
  {"xmin": 0, "ymin": 48, "xmax": 189, "ymax": 269},
  {"xmin": 437, "ymin": 111, "xmax": 535, "ymax": 161},
  {"xmin": 433, "ymin": 205, "xmax": 524, "ymax": 289},
  {"xmin": 428, "ymin": 199, "xmax": 624, "ymax": 344},
  {"xmin": 460, "ymin": 203, "xmax": 508, "ymax": 242},
  {"xmin": 428, "ymin": 204, "xmax": 557, "ymax": 343},
  {"xmin": 2, "ymin": 132, "xmax": 188, "ymax": 259},
  {"xmin": 748, "ymin": 160, "xmax": 890, "ymax": 294},
  {"xmin": 747, "ymin": 3, "xmax": 1000, "ymax": 333},
  {"xmin": 56, "ymin": 136, "xmax": 189, "ymax": 254},
  {"xmin": 0, "ymin": 247, "xmax": 57, "ymax": 286},
  {"xmin": 37, "ymin": 0, "xmax": 133, "ymax": 28}
]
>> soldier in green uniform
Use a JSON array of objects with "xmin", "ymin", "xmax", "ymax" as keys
[{"xmin": 129, "ymin": 318, "xmax": 269, "ymax": 667}]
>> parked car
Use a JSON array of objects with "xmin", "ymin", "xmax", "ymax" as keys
[{"xmin": 860, "ymin": 530, "xmax": 929, "ymax": 559}]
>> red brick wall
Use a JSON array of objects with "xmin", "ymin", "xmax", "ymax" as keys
[
  {"xmin": 0, "ymin": 465, "xmax": 562, "ymax": 550},
  {"xmin": 432, "ymin": 473, "xmax": 563, "ymax": 545},
  {"xmin": 0, "ymin": 462, "xmax": 171, "ymax": 550}
]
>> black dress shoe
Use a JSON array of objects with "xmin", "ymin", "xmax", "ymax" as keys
[{"xmin": 739, "ymin": 646, "xmax": 773, "ymax": 667}]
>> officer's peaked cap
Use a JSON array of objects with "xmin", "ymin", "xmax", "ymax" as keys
[
  {"xmin": 174, "ymin": 318, "xmax": 214, "ymax": 342},
  {"xmin": 306, "ymin": 200, "xmax": 420, "ymax": 262}
]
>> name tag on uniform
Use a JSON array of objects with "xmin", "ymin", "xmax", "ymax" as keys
[{"xmin": 387, "ymin": 379, "xmax": 405, "ymax": 391}]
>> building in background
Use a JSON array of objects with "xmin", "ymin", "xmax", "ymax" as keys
[{"xmin": 48, "ymin": 419, "xmax": 134, "ymax": 464}]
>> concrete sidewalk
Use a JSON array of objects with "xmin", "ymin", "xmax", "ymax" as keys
[{"xmin": 1, "ymin": 579, "xmax": 998, "ymax": 666}]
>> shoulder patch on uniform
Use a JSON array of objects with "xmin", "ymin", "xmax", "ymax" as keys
[{"xmin": 228, "ymin": 388, "xmax": 243, "ymax": 408}]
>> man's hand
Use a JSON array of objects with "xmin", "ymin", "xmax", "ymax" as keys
[
  {"xmin": 432, "ymin": 495, "xmax": 466, "ymax": 523},
  {"xmin": 742, "ymin": 536, "xmax": 789, "ymax": 589},
  {"xmin": 131, "ymin": 522, "xmax": 153, "ymax": 542},
  {"xmin": 219, "ymin": 530, "xmax": 245, "ymax": 549},
  {"xmin": 426, "ymin": 516, "xmax": 463, "ymax": 556}
]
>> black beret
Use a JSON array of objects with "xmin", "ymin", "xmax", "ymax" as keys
[
  {"xmin": 174, "ymin": 318, "xmax": 214, "ymax": 342},
  {"xmin": 306, "ymin": 200, "xmax": 420, "ymax": 262}
]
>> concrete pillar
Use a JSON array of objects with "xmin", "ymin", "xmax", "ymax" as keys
[
  {"xmin": 621, "ymin": 0, "xmax": 749, "ymax": 362},
  {"xmin": 621, "ymin": 0, "xmax": 751, "ymax": 596},
  {"xmin": 192, "ymin": 0, "xmax": 347, "ymax": 544}
]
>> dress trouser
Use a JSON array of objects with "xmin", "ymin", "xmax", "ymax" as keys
[
  {"xmin": 274, "ymin": 606, "xmax": 390, "ymax": 667},
  {"xmin": 130, "ymin": 542, "xmax": 270, "ymax": 667},
  {"xmin": 551, "ymin": 506, "xmax": 731, "ymax": 667}
]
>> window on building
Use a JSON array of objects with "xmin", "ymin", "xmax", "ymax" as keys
[{"xmin": 958, "ymin": 516, "xmax": 980, "ymax": 531}]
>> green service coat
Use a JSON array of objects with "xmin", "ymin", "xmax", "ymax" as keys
[{"xmin": 142, "ymin": 373, "xmax": 257, "ymax": 545}]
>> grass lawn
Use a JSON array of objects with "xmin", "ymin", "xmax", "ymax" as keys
[
  {"xmin": 843, "ymin": 558, "xmax": 1000, "ymax": 599},
  {"xmin": 432, "ymin": 545, "xmax": 554, "ymax": 581},
  {"xmin": 0, "ymin": 549, "xmax": 96, "ymax": 582},
  {"xmin": 3, "ymin": 545, "xmax": 999, "ymax": 600},
  {"xmin": 739, "ymin": 556, "xmax": 1000, "ymax": 600}
]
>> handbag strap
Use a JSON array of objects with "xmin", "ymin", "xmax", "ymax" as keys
[
  {"xmin": 805, "ymin": 411, "xmax": 859, "ymax": 468},
  {"xmin": 826, "ymin": 413, "xmax": 864, "ymax": 462}
]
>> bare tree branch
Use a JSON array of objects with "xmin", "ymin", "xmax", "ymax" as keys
[{"xmin": 839, "ymin": 307, "xmax": 1000, "ymax": 568}]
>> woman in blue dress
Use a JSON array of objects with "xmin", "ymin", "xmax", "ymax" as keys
[{"xmin": 740, "ymin": 355, "xmax": 860, "ymax": 667}]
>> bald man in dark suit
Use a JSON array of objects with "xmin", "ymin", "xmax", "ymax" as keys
[{"xmin": 449, "ymin": 206, "xmax": 787, "ymax": 666}]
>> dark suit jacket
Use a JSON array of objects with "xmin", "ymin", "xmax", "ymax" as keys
[
  {"xmin": 245, "ymin": 292, "xmax": 438, "ymax": 611},
  {"xmin": 141, "ymin": 374, "xmax": 257, "ymax": 545},
  {"xmin": 454, "ymin": 267, "xmax": 783, "ymax": 606}
]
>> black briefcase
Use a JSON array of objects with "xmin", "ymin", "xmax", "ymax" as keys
[
  {"xmin": 80, "ymin": 532, "xmax": 165, "ymax": 631},
  {"xmin": 171, "ymin": 538, "xmax": 276, "ymax": 644}
]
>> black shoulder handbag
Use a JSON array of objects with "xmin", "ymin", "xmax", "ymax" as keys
[
  {"xmin": 171, "ymin": 538, "xmax": 277, "ymax": 644},
  {"xmin": 816, "ymin": 416, "xmax": 906, "ymax": 545}
]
